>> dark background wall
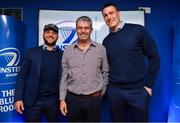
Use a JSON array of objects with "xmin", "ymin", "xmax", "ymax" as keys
[{"xmin": 1, "ymin": 0, "xmax": 180, "ymax": 122}]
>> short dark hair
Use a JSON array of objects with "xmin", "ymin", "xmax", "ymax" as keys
[
  {"xmin": 102, "ymin": 3, "xmax": 119, "ymax": 11},
  {"xmin": 76, "ymin": 16, "xmax": 92, "ymax": 28}
]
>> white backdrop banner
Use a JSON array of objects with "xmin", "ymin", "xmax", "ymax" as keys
[{"xmin": 39, "ymin": 10, "xmax": 144, "ymax": 50}]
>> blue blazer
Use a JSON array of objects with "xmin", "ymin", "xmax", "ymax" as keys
[{"xmin": 14, "ymin": 46, "xmax": 63, "ymax": 107}]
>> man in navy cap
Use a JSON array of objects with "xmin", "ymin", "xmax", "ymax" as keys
[{"xmin": 14, "ymin": 23, "xmax": 63, "ymax": 122}]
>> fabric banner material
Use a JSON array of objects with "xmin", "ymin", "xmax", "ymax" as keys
[{"xmin": 0, "ymin": 15, "xmax": 24, "ymax": 122}]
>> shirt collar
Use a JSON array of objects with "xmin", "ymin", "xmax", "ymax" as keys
[
  {"xmin": 109, "ymin": 21, "xmax": 125, "ymax": 33},
  {"xmin": 74, "ymin": 40, "xmax": 96, "ymax": 49},
  {"xmin": 43, "ymin": 44, "xmax": 57, "ymax": 51}
]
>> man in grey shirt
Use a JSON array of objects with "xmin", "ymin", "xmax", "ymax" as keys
[{"xmin": 59, "ymin": 16, "xmax": 109, "ymax": 122}]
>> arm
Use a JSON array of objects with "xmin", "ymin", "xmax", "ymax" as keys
[
  {"xmin": 140, "ymin": 28, "xmax": 160, "ymax": 94},
  {"xmin": 14, "ymin": 49, "xmax": 31, "ymax": 113},
  {"xmin": 101, "ymin": 46, "xmax": 109, "ymax": 95},
  {"xmin": 59, "ymin": 48, "xmax": 69, "ymax": 116}
]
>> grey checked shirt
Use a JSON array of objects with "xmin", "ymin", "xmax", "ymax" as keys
[{"xmin": 59, "ymin": 41, "xmax": 109, "ymax": 100}]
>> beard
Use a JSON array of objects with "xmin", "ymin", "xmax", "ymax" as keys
[{"xmin": 43, "ymin": 37, "xmax": 57, "ymax": 46}]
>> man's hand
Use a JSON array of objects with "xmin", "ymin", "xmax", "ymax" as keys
[
  {"xmin": 14, "ymin": 100, "xmax": 24, "ymax": 114},
  {"xmin": 144, "ymin": 86, "xmax": 152, "ymax": 96},
  {"xmin": 60, "ymin": 100, "xmax": 67, "ymax": 116}
]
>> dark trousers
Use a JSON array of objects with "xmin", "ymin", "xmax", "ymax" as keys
[
  {"xmin": 66, "ymin": 91, "xmax": 102, "ymax": 122},
  {"xmin": 24, "ymin": 97, "xmax": 60, "ymax": 122},
  {"xmin": 107, "ymin": 84, "xmax": 150, "ymax": 122}
]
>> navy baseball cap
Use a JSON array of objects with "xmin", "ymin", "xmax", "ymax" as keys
[{"xmin": 44, "ymin": 23, "xmax": 59, "ymax": 33}]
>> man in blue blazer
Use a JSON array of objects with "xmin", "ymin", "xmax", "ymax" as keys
[{"xmin": 14, "ymin": 23, "xmax": 63, "ymax": 122}]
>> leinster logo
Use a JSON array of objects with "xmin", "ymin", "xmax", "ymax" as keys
[
  {"xmin": 56, "ymin": 21, "xmax": 77, "ymax": 50},
  {"xmin": 0, "ymin": 47, "xmax": 21, "ymax": 80}
]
